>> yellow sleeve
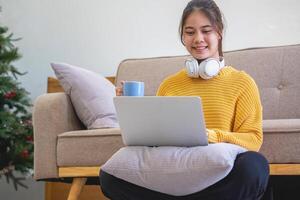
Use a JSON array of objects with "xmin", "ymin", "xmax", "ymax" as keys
[
  {"xmin": 156, "ymin": 69, "xmax": 185, "ymax": 96},
  {"xmin": 156, "ymin": 78, "xmax": 170, "ymax": 96},
  {"xmin": 208, "ymin": 76, "xmax": 263, "ymax": 152}
]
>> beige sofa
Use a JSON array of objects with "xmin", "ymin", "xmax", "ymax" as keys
[{"xmin": 33, "ymin": 44, "xmax": 300, "ymax": 199}]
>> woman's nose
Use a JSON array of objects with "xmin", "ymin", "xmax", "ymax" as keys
[{"xmin": 194, "ymin": 32, "xmax": 204, "ymax": 43}]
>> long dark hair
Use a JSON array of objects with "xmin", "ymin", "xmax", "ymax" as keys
[{"xmin": 179, "ymin": 0, "xmax": 225, "ymax": 56}]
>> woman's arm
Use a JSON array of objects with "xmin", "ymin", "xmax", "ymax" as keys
[{"xmin": 208, "ymin": 77, "xmax": 263, "ymax": 151}]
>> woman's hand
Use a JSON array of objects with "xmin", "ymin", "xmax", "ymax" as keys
[
  {"xmin": 116, "ymin": 81, "xmax": 125, "ymax": 96},
  {"xmin": 206, "ymin": 129, "xmax": 215, "ymax": 137}
]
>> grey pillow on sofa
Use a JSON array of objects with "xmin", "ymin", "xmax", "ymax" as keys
[
  {"xmin": 51, "ymin": 63, "xmax": 119, "ymax": 129},
  {"xmin": 102, "ymin": 143, "xmax": 246, "ymax": 196}
]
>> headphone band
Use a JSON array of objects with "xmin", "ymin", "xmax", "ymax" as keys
[
  {"xmin": 186, "ymin": 57, "xmax": 225, "ymax": 79},
  {"xmin": 219, "ymin": 57, "xmax": 225, "ymax": 69}
]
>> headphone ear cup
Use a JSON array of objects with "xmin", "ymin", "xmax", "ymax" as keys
[
  {"xmin": 199, "ymin": 58, "xmax": 221, "ymax": 79},
  {"xmin": 186, "ymin": 58, "xmax": 199, "ymax": 78}
]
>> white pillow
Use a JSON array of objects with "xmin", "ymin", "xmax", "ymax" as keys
[
  {"xmin": 102, "ymin": 143, "xmax": 246, "ymax": 196},
  {"xmin": 51, "ymin": 63, "xmax": 119, "ymax": 129}
]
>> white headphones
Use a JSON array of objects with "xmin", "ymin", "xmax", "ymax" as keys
[{"xmin": 185, "ymin": 57, "xmax": 225, "ymax": 79}]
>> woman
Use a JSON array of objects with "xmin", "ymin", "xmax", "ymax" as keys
[{"xmin": 100, "ymin": 0, "xmax": 269, "ymax": 199}]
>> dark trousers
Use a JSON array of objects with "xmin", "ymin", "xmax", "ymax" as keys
[{"xmin": 99, "ymin": 151, "xmax": 270, "ymax": 200}]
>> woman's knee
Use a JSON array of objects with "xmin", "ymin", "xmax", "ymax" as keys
[
  {"xmin": 99, "ymin": 170, "xmax": 121, "ymax": 199},
  {"xmin": 234, "ymin": 151, "xmax": 269, "ymax": 187}
]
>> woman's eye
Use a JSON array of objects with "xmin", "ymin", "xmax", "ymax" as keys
[
  {"xmin": 203, "ymin": 30, "xmax": 212, "ymax": 34},
  {"xmin": 185, "ymin": 32, "xmax": 194, "ymax": 35}
]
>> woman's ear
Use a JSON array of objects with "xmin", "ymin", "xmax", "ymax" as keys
[
  {"xmin": 217, "ymin": 31, "xmax": 222, "ymax": 40},
  {"xmin": 216, "ymin": 33, "xmax": 221, "ymax": 40}
]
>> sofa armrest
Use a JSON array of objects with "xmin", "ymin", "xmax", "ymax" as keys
[
  {"xmin": 263, "ymin": 119, "xmax": 300, "ymax": 133},
  {"xmin": 33, "ymin": 93, "xmax": 84, "ymax": 180}
]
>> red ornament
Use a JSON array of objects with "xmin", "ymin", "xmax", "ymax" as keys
[
  {"xmin": 21, "ymin": 149, "xmax": 29, "ymax": 159},
  {"xmin": 3, "ymin": 91, "xmax": 17, "ymax": 99},
  {"xmin": 26, "ymin": 135, "xmax": 33, "ymax": 142}
]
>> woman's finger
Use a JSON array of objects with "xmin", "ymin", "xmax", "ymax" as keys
[{"xmin": 116, "ymin": 86, "xmax": 123, "ymax": 96}]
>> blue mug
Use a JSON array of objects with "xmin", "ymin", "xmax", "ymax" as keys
[{"xmin": 123, "ymin": 81, "xmax": 144, "ymax": 96}]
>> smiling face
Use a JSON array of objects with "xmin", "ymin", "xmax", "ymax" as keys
[{"xmin": 182, "ymin": 10, "xmax": 221, "ymax": 60}]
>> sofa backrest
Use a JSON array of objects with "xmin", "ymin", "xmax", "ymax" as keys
[{"xmin": 116, "ymin": 44, "xmax": 300, "ymax": 119}]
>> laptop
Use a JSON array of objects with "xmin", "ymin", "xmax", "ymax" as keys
[{"xmin": 113, "ymin": 96, "xmax": 208, "ymax": 147}]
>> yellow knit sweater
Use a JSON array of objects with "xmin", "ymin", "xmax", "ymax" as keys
[{"xmin": 156, "ymin": 66, "xmax": 263, "ymax": 151}]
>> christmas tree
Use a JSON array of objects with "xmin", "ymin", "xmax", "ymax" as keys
[{"xmin": 0, "ymin": 25, "xmax": 33, "ymax": 190}]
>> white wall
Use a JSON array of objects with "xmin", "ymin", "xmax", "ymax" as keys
[
  {"xmin": 1, "ymin": 0, "xmax": 299, "ymax": 101},
  {"xmin": 0, "ymin": 0, "xmax": 299, "ymax": 199}
]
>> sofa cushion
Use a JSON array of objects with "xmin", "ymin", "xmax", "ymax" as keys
[
  {"xmin": 260, "ymin": 132, "xmax": 300, "ymax": 163},
  {"xmin": 225, "ymin": 45, "xmax": 300, "ymax": 119},
  {"xmin": 51, "ymin": 62, "xmax": 119, "ymax": 129},
  {"xmin": 101, "ymin": 144, "xmax": 246, "ymax": 196},
  {"xmin": 260, "ymin": 119, "xmax": 300, "ymax": 163},
  {"xmin": 56, "ymin": 121, "xmax": 300, "ymax": 166},
  {"xmin": 57, "ymin": 128, "xmax": 124, "ymax": 166}
]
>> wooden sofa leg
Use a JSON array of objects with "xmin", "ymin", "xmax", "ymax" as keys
[{"xmin": 67, "ymin": 178, "xmax": 87, "ymax": 200}]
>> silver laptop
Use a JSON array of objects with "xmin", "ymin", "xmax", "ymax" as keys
[{"xmin": 113, "ymin": 96, "xmax": 208, "ymax": 147}]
